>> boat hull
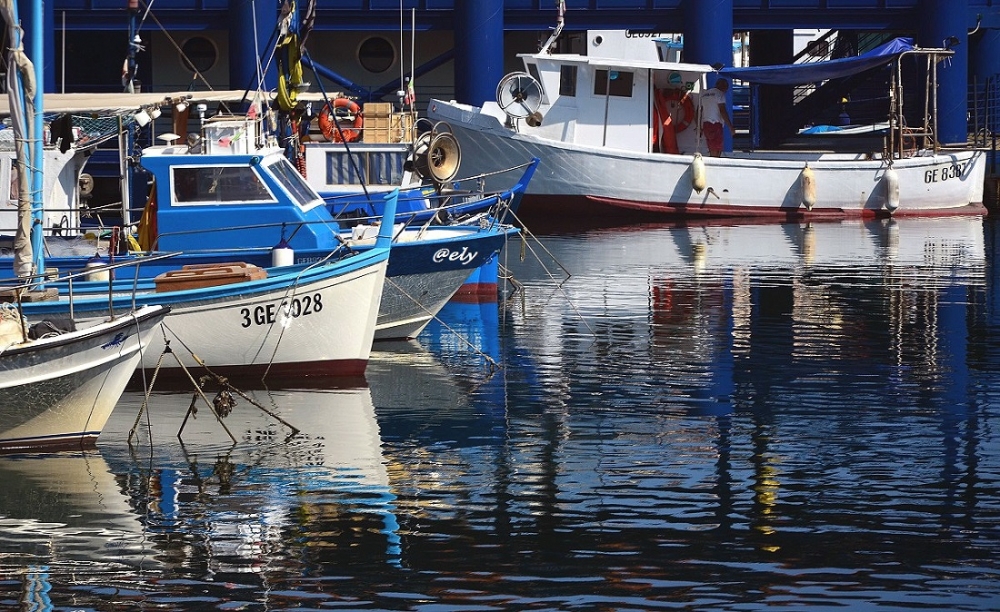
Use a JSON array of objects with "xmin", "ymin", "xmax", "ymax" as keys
[
  {"xmin": 428, "ymin": 100, "xmax": 987, "ymax": 220},
  {"xmin": 18, "ymin": 257, "xmax": 388, "ymax": 380},
  {"xmin": 0, "ymin": 305, "xmax": 167, "ymax": 451},
  {"xmin": 376, "ymin": 268, "xmax": 474, "ymax": 339},
  {"xmin": 44, "ymin": 224, "xmax": 515, "ymax": 341}
]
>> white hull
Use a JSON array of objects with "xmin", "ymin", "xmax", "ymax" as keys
[
  {"xmin": 428, "ymin": 99, "xmax": 987, "ymax": 219},
  {"xmin": 21, "ymin": 259, "xmax": 388, "ymax": 381},
  {"xmin": 0, "ymin": 305, "xmax": 167, "ymax": 451},
  {"xmin": 138, "ymin": 261, "xmax": 388, "ymax": 377}
]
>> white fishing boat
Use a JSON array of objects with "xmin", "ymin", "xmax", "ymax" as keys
[
  {"xmin": 0, "ymin": 303, "xmax": 168, "ymax": 451},
  {"xmin": 0, "ymin": 0, "xmax": 170, "ymax": 451},
  {"xmin": 14, "ymin": 208, "xmax": 395, "ymax": 382},
  {"xmin": 427, "ymin": 3, "xmax": 987, "ymax": 221}
]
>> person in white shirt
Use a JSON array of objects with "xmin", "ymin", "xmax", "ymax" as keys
[{"xmin": 700, "ymin": 78, "xmax": 735, "ymax": 156}]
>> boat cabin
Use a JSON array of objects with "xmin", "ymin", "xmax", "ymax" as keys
[
  {"xmin": 0, "ymin": 132, "xmax": 95, "ymax": 241},
  {"xmin": 140, "ymin": 120, "xmax": 346, "ymax": 254},
  {"xmin": 509, "ymin": 51, "xmax": 715, "ymax": 155}
]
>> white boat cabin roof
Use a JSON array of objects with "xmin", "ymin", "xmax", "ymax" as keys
[
  {"xmin": 518, "ymin": 52, "xmax": 714, "ymax": 77},
  {"xmin": 0, "ymin": 90, "xmax": 256, "ymax": 116}
]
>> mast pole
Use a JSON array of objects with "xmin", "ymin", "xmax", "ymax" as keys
[{"xmin": 29, "ymin": 0, "xmax": 44, "ymax": 279}]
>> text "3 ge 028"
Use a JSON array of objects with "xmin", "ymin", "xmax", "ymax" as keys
[{"xmin": 240, "ymin": 293, "xmax": 323, "ymax": 327}]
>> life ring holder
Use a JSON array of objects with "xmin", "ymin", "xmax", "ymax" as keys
[
  {"xmin": 661, "ymin": 89, "xmax": 695, "ymax": 133},
  {"xmin": 318, "ymin": 98, "xmax": 363, "ymax": 143}
]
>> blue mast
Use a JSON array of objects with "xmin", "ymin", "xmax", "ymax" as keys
[{"xmin": 30, "ymin": 0, "xmax": 43, "ymax": 278}]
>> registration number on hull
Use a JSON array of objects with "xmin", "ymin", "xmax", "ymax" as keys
[
  {"xmin": 240, "ymin": 293, "xmax": 323, "ymax": 327},
  {"xmin": 924, "ymin": 161, "xmax": 970, "ymax": 184}
]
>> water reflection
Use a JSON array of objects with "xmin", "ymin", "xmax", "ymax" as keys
[
  {"xmin": 0, "ymin": 451, "xmax": 152, "ymax": 591},
  {"xmin": 0, "ymin": 217, "xmax": 997, "ymax": 610},
  {"xmin": 0, "ymin": 384, "xmax": 410, "ymax": 608},
  {"xmin": 506, "ymin": 217, "xmax": 986, "ymax": 411}
]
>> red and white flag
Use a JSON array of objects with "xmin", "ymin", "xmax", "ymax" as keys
[{"xmin": 403, "ymin": 78, "xmax": 415, "ymax": 106}]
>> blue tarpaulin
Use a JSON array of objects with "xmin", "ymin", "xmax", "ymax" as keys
[{"xmin": 720, "ymin": 37, "xmax": 915, "ymax": 85}]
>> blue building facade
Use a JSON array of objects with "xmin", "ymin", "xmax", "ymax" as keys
[{"xmin": 16, "ymin": 0, "xmax": 1000, "ymax": 144}]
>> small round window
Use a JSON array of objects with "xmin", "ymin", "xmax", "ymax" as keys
[
  {"xmin": 358, "ymin": 36, "xmax": 395, "ymax": 74},
  {"xmin": 180, "ymin": 36, "xmax": 218, "ymax": 73}
]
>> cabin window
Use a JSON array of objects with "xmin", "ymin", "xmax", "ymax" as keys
[
  {"xmin": 173, "ymin": 166, "xmax": 273, "ymax": 204},
  {"xmin": 594, "ymin": 69, "xmax": 634, "ymax": 97},
  {"xmin": 559, "ymin": 65, "xmax": 577, "ymax": 96}
]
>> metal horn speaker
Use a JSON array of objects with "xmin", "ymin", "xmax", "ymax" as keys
[
  {"xmin": 426, "ymin": 131, "xmax": 461, "ymax": 184},
  {"xmin": 410, "ymin": 131, "xmax": 434, "ymax": 180}
]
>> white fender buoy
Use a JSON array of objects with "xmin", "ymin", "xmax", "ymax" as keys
[
  {"xmin": 691, "ymin": 152, "xmax": 706, "ymax": 193},
  {"xmin": 884, "ymin": 167, "xmax": 900, "ymax": 212},
  {"xmin": 85, "ymin": 253, "xmax": 110, "ymax": 282},
  {"xmin": 272, "ymin": 237, "xmax": 294, "ymax": 267},
  {"xmin": 800, "ymin": 163, "xmax": 816, "ymax": 210}
]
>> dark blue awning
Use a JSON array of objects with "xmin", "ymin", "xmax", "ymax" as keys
[{"xmin": 720, "ymin": 37, "xmax": 915, "ymax": 85}]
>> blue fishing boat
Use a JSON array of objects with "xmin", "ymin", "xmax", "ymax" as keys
[
  {"xmin": 140, "ymin": 121, "xmax": 528, "ymax": 339},
  {"xmin": 19, "ymin": 115, "xmax": 525, "ymax": 340}
]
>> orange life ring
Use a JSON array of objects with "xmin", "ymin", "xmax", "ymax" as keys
[
  {"xmin": 318, "ymin": 98, "xmax": 363, "ymax": 143},
  {"xmin": 653, "ymin": 88, "xmax": 695, "ymax": 154},
  {"xmin": 659, "ymin": 88, "xmax": 695, "ymax": 133}
]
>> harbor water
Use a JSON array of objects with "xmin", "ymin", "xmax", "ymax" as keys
[{"xmin": 2, "ymin": 215, "xmax": 1000, "ymax": 611}]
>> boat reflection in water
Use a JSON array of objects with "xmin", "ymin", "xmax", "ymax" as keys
[
  {"xmin": 509, "ymin": 215, "xmax": 986, "ymax": 412},
  {"xmin": 500, "ymin": 215, "xmax": 988, "ymax": 558},
  {"xmin": 100, "ymin": 384, "xmax": 402, "ymax": 576},
  {"xmin": 0, "ymin": 216, "xmax": 995, "ymax": 610},
  {"xmin": 0, "ymin": 451, "xmax": 153, "ymax": 607}
]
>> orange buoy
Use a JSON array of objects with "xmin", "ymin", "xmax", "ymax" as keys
[
  {"xmin": 318, "ymin": 98, "xmax": 363, "ymax": 143},
  {"xmin": 658, "ymin": 88, "xmax": 695, "ymax": 132}
]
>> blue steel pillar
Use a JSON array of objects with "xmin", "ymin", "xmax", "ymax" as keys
[
  {"xmin": 973, "ymin": 28, "xmax": 1000, "ymax": 96},
  {"xmin": 919, "ymin": 0, "xmax": 969, "ymax": 145},
  {"xmin": 683, "ymin": 0, "xmax": 734, "ymax": 151},
  {"xmin": 454, "ymin": 0, "xmax": 504, "ymax": 107},
  {"xmin": 230, "ymin": 0, "xmax": 278, "ymax": 92},
  {"xmin": 18, "ymin": 0, "xmax": 54, "ymax": 92}
]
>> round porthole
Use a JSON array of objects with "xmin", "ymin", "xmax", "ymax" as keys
[
  {"xmin": 180, "ymin": 36, "xmax": 218, "ymax": 74},
  {"xmin": 358, "ymin": 36, "xmax": 395, "ymax": 74}
]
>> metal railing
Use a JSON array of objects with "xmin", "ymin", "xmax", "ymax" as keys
[{"xmin": 969, "ymin": 74, "xmax": 998, "ymax": 149}]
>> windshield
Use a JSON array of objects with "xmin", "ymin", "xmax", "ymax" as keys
[{"xmin": 267, "ymin": 157, "xmax": 323, "ymax": 209}]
